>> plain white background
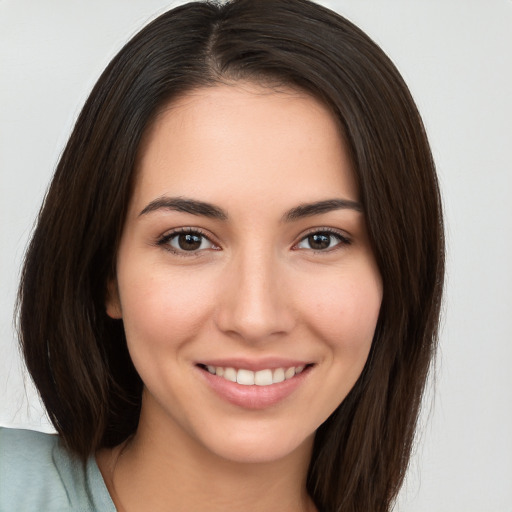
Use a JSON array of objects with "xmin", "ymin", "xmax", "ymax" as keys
[{"xmin": 1, "ymin": 1, "xmax": 511, "ymax": 510}]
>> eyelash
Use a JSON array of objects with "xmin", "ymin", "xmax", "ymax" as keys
[
  {"xmin": 156, "ymin": 228, "xmax": 218, "ymax": 257},
  {"xmin": 293, "ymin": 228, "xmax": 351, "ymax": 252},
  {"xmin": 156, "ymin": 227, "xmax": 351, "ymax": 256}
]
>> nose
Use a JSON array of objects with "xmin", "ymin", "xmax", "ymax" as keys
[{"xmin": 214, "ymin": 248, "xmax": 295, "ymax": 343}]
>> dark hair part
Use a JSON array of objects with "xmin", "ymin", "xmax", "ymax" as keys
[{"xmin": 18, "ymin": 1, "xmax": 444, "ymax": 510}]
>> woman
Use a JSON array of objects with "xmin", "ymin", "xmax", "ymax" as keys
[{"xmin": 0, "ymin": 0, "xmax": 444, "ymax": 511}]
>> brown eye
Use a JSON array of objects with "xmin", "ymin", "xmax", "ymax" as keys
[
  {"xmin": 296, "ymin": 231, "xmax": 348, "ymax": 251},
  {"xmin": 164, "ymin": 231, "xmax": 215, "ymax": 252},
  {"xmin": 177, "ymin": 233, "xmax": 202, "ymax": 250},
  {"xmin": 308, "ymin": 233, "xmax": 330, "ymax": 250}
]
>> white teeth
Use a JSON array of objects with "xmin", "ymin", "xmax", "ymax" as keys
[
  {"xmin": 237, "ymin": 369, "xmax": 255, "ymax": 386},
  {"xmin": 223, "ymin": 367, "xmax": 237, "ymax": 382},
  {"xmin": 254, "ymin": 369, "xmax": 273, "ymax": 386},
  {"xmin": 272, "ymin": 367, "xmax": 285, "ymax": 383},
  {"xmin": 284, "ymin": 367, "xmax": 296, "ymax": 380},
  {"xmin": 204, "ymin": 364, "xmax": 308, "ymax": 386}
]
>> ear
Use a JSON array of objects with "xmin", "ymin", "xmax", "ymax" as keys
[{"xmin": 105, "ymin": 278, "xmax": 122, "ymax": 319}]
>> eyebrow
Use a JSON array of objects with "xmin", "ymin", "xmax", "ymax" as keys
[
  {"xmin": 139, "ymin": 197, "xmax": 228, "ymax": 220},
  {"xmin": 282, "ymin": 198, "xmax": 363, "ymax": 221},
  {"xmin": 139, "ymin": 196, "xmax": 362, "ymax": 221}
]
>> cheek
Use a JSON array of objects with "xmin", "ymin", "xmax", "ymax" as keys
[
  {"xmin": 299, "ymin": 265, "xmax": 382, "ymax": 357},
  {"xmin": 117, "ymin": 267, "xmax": 215, "ymax": 353},
  {"xmin": 285, "ymin": 263, "xmax": 382, "ymax": 428}
]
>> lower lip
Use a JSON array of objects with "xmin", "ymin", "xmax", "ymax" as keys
[{"xmin": 197, "ymin": 366, "xmax": 312, "ymax": 410}]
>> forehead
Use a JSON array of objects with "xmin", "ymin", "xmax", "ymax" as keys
[{"xmin": 131, "ymin": 83, "xmax": 358, "ymax": 214}]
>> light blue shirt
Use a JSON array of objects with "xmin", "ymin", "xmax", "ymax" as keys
[{"xmin": 0, "ymin": 427, "xmax": 116, "ymax": 511}]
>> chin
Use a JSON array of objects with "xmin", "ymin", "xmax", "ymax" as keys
[{"xmin": 195, "ymin": 419, "xmax": 316, "ymax": 465}]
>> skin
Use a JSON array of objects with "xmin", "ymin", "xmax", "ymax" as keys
[{"xmin": 99, "ymin": 83, "xmax": 382, "ymax": 512}]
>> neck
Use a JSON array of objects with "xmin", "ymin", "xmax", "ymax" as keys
[{"xmin": 97, "ymin": 402, "xmax": 316, "ymax": 512}]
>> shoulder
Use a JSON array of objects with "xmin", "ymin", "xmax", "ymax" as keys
[
  {"xmin": 0, "ymin": 426, "xmax": 59, "ymax": 465},
  {"xmin": 0, "ymin": 427, "xmax": 72, "ymax": 511},
  {"xmin": 0, "ymin": 427, "xmax": 114, "ymax": 512}
]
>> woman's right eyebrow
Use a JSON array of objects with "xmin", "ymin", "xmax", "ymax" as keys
[{"xmin": 139, "ymin": 196, "xmax": 228, "ymax": 220}]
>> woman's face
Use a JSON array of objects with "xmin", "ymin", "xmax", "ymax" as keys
[{"xmin": 107, "ymin": 83, "xmax": 382, "ymax": 464}]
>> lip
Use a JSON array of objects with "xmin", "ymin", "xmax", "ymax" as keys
[
  {"xmin": 196, "ymin": 361, "xmax": 314, "ymax": 410},
  {"xmin": 196, "ymin": 357, "xmax": 311, "ymax": 372}
]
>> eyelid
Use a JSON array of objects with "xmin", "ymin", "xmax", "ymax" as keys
[
  {"xmin": 156, "ymin": 227, "xmax": 220, "ymax": 256},
  {"xmin": 155, "ymin": 226, "xmax": 351, "ymax": 255},
  {"xmin": 292, "ymin": 227, "xmax": 352, "ymax": 251}
]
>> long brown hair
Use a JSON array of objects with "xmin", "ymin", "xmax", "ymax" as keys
[{"xmin": 17, "ymin": 1, "xmax": 444, "ymax": 511}]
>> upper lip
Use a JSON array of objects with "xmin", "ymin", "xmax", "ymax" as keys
[{"xmin": 197, "ymin": 357, "xmax": 313, "ymax": 372}]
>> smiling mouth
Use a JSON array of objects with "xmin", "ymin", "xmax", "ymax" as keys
[{"xmin": 197, "ymin": 364, "xmax": 314, "ymax": 386}]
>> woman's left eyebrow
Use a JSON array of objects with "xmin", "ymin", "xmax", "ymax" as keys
[{"xmin": 282, "ymin": 198, "xmax": 362, "ymax": 221}]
